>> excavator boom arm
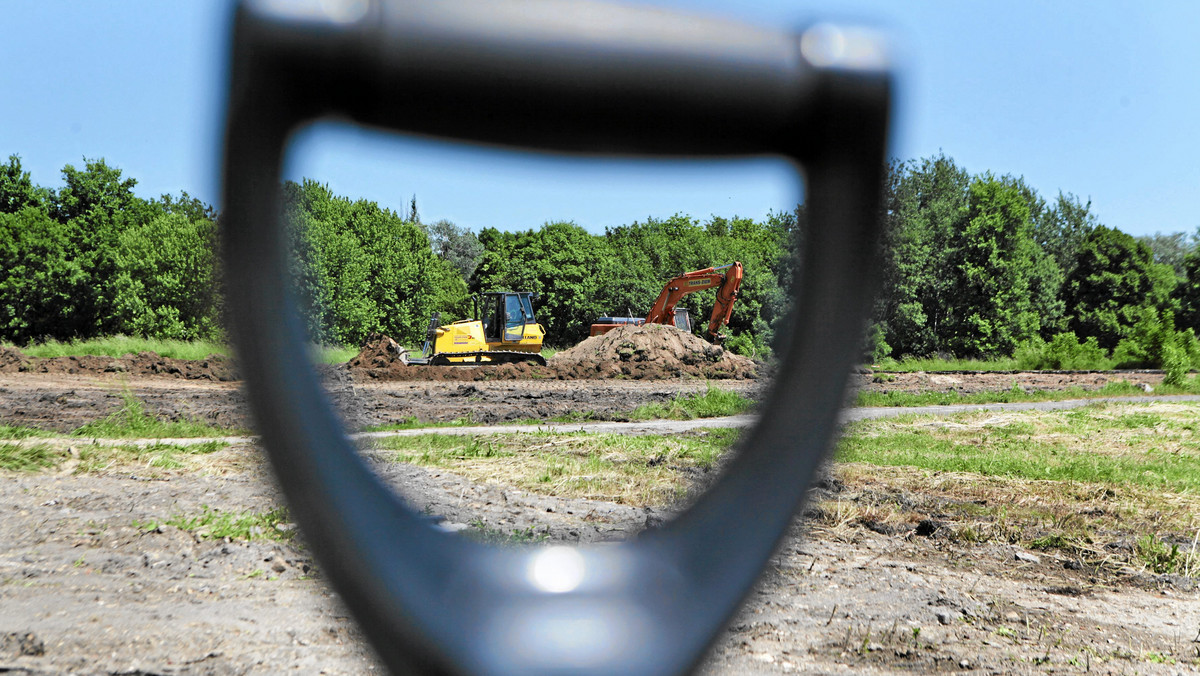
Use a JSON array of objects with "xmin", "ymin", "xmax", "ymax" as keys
[
  {"xmin": 644, "ymin": 261, "xmax": 743, "ymax": 341},
  {"xmin": 705, "ymin": 261, "xmax": 743, "ymax": 341}
]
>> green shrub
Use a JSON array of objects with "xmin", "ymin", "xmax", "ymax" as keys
[
  {"xmin": 866, "ymin": 323, "xmax": 892, "ymax": 363},
  {"xmin": 1162, "ymin": 342, "xmax": 1190, "ymax": 387},
  {"xmin": 1014, "ymin": 332, "xmax": 1110, "ymax": 370},
  {"xmin": 1012, "ymin": 336, "xmax": 1046, "ymax": 369},
  {"xmin": 1112, "ymin": 310, "xmax": 1200, "ymax": 375}
]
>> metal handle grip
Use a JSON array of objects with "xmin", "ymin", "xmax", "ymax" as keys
[{"xmin": 221, "ymin": 1, "xmax": 891, "ymax": 674}]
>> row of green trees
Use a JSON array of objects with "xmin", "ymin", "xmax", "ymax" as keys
[
  {"xmin": 0, "ymin": 155, "xmax": 219, "ymax": 344},
  {"xmin": 873, "ymin": 154, "xmax": 1200, "ymax": 372},
  {"xmin": 4, "ymin": 152, "xmax": 1200, "ymax": 365}
]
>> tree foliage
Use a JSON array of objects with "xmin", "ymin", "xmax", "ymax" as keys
[
  {"xmin": 1138, "ymin": 231, "xmax": 1193, "ymax": 279},
  {"xmin": 873, "ymin": 154, "xmax": 969, "ymax": 357},
  {"xmin": 1063, "ymin": 226, "xmax": 1176, "ymax": 350},
  {"xmin": 111, "ymin": 213, "xmax": 220, "ymax": 340},
  {"xmin": 472, "ymin": 222, "xmax": 615, "ymax": 345},
  {"xmin": 1174, "ymin": 240, "xmax": 1200, "ymax": 333},
  {"xmin": 426, "ymin": 219, "xmax": 484, "ymax": 282},
  {"xmin": 0, "ymin": 207, "xmax": 88, "ymax": 343},
  {"xmin": 283, "ymin": 180, "xmax": 457, "ymax": 346},
  {"xmin": 941, "ymin": 175, "xmax": 1042, "ymax": 356},
  {"xmin": 0, "ymin": 155, "xmax": 49, "ymax": 213},
  {"xmin": 3, "ymin": 151, "xmax": 1197, "ymax": 368}
]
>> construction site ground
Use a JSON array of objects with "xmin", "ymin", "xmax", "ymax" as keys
[{"xmin": 1, "ymin": 348, "xmax": 1197, "ymax": 675}]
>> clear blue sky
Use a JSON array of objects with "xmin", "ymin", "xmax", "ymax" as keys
[{"xmin": 3, "ymin": 0, "xmax": 1197, "ymax": 237}]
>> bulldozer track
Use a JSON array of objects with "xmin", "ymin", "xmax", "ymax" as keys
[{"xmin": 428, "ymin": 350, "xmax": 546, "ymax": 366}]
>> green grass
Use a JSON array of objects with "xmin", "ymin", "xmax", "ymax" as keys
[
  {"xmin": 72, "ymin": 390, "xmax": 234, "ymax": 439},
  {"xmin": 0, "ymin": 438, "xmax": 228, "ymax": 473},
  {"xmin": 463, "ymin": 520, "xmax": 548, "ymax": 546},
  {"xmin": 855, "ymin": 379, "xmax": 1163, "ymax": 408},
  {"xmin": 0, "ymin": 425, "xmax": 54, "ymax": 440},
  {"xmin": 4, "ymin": 335, "xmax": 358, "ymax": 365},
  {"xmin": 378, "ymin": 429, "xmax": 737, "ymax": 505},
  {"xmin": 0, "ymin": 442, "xmax": 59, "ymax": 471},
  {"xmin": 309, "ymin": 344, "xmax": 358, "ymax": 364},
  {"xmin": 385, "ymin": 434, "xmax": 515, "ymax": 463},
  {"xmin": 820, "ymin": 401, "xmax": 1200, "ymax": 577},
  {"xmin": 137, "ymin": 505, "xmax": 292, "ymax": 541},
  {"xmin": 369, "ymin": 386, "xmax": 752, "ymax": 431},
  {"xmin": 523, "ymin": 411, "xmax": 599, "ymax": 424},
  {"xmin": 870, "ymin": 356, "xmax": 1021, "ymax": 372},
  {"xmin": 627, "ymin": 385, "xmax": 752, "ymax": 420},
  {"xmin": 9, "ymin": 335, "xmax": 227, "ymax": 361},
  {"xmin": 76, "ymin": 440, "xmax": 229, "ymax": 472},
  {"xmin": 2, "ymin": 391, "xmax": 236, "ymax": 442},
  {"xmin": 1135, "ymin": 534, "xmax": 1200, "ymax": 576},
  {"xmin": 363, "ymin": 417, "xmax": 476, "ymax": 432}
]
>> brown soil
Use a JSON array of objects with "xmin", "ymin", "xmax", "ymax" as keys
[
  {"xmin": 0, "ymin": 346, "xmax": 236, "ymax": 381},
  {"xmin": 0, "ymin": 374, "xmax": 762, "ymax": 434},
  {"xmin": 549, "ymin": 323, "xmax": 758, "ymax": 380},
  {"xmin": 2, "ymin": 430, "xmax": 1195, "ymax": 675},
  {"xmin": 853, "ymin": 369, "xmax": 1166, "ymax": 395}
]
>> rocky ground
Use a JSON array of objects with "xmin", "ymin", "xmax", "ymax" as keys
[{"xmin": 0, "ymin": 341, "xmax": 1196, "ymax": 674}]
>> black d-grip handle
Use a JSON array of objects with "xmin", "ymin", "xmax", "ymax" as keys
[{"xmin": 221, "ymin": 1, "xmax": 891, "ymax": 674}]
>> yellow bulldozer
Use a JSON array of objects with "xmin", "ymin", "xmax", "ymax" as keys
[{"xmin": 409, "ymin": 291, "xmax": 546, "ymax": 366}]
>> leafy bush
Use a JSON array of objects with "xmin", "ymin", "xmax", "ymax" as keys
[
  {"xmin": 1014, "ymin": 332, "xmax": 1111, "ymax": 370},
  {"xmin": 724, "ymin": 331, "xmax": 771, "ymax": 359},
  {"xmin": 283, "ymin": 179, "xmax": 450, "ymax": 346},
  {"xmin": 1161, "ymin": 342, "xmax": 1190, "ymax": 387},
  {"xmin": 1111, "ymin": 310, "xmax": 1200, "ymax": 375},
  {"xmin": 112, "ymin": 213, "xmax": 220, "ymax": 340}
]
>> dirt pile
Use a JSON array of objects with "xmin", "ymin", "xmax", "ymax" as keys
[
  {"xmin": 348, "ymin": 333, "xmax": 409, "ymax": 370},
  {"xmin": 0, "ymin": 346, "xmax": 236, "ymax": 381},
  {"xmin": 549, "ymin": 324, "xmax": 757, "ymax": 379},
  {"xmin": 0, "ymin": 346, "xmax": 31, "ymax": 371}
]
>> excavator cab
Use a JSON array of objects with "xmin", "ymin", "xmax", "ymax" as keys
[{"xmin": 672, "ymin": 307, "xmax": 693, "ymax": 333}]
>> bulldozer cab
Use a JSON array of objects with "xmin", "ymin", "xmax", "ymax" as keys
[{"xmin": 479, "ymin": 292, "xmax": 537, "ymax": 344}]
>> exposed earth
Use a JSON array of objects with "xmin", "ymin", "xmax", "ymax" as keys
[{"xmin": 1, "ymin": 334, "xmax": 1196, "ymax": 675}]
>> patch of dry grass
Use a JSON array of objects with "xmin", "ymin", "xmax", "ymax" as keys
[
  {"xmin": 827, "ymin": 401, "xmax": 1200, "ymax": 576},
  {"xmin": 839, "ymin": 402, "xmax": 1200, "ymax": 492},
  {"xmin": 0, "ymin": 438, "xmax": 238, "ymax": 476},
  {"xmin": 73, "ymin": 440, "xmax": 234, "ymax": 474},
  {"xmin": 375, "ymin": 429, "xmax": 736, "ymax": 507}
]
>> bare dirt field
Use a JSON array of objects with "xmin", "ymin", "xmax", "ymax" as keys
[{"xmin": 1, "ymin": 341, "xmax": 1196, "ymax": 675}]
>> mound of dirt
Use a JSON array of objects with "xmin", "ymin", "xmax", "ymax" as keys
[
  {"xmin": 0, "ymin": 346, "xmax": 31, "ymax": 371},
  {"xmin": 549, "ymin": 323, "xmax": 757, "ymax": 379},
  {"xmin": 348, "ymin": 333, "xmax": 409, "ymax": 370},
  {"xmin": 0, "ymin": 346, "xmax": 236, "ymax": 381}
]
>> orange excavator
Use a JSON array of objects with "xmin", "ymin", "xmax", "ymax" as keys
[{"xmin": 590, "ymin": 261, "xmax": 743, "ymax": 343}]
